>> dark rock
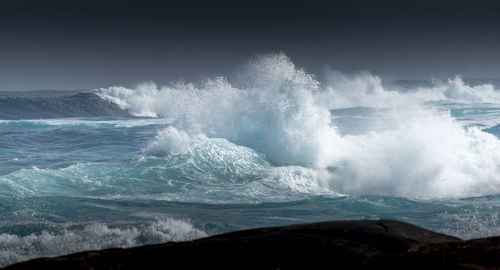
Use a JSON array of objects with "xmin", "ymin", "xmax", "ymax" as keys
[{"xmin": 4, "ymin": 220, "xmax": 500, "ymax": 269}]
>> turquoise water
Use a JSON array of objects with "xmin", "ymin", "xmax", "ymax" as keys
[{"xmin": 1, "ymin": 54, "xmax": 500, "ymax": 266}]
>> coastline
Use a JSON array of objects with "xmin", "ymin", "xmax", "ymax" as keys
[{"xmin": 4, "ymin": 219, "xmax": 500, "ymax": 269}]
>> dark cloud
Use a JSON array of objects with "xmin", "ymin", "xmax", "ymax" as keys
[{"xmin": 0, "ymin": 0, "xmax": 499, "ymax": 90}]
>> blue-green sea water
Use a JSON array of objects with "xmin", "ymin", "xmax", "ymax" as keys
[{"xmin": 1, "ymin": 54, "xmax": 500, "ymax": 266}]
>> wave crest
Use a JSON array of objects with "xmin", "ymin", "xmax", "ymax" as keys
[{"xmin": 97, "ymin": 53, "xmax": 500, "ymax": 198}]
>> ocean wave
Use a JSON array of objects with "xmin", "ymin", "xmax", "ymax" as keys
[
  {"xmin": 0, "ymin": 218, "xmax": 206, "ymax": 267},
  {"xmin": 96, "ymin": 53, "xmax": 500, "ymax": 198},
  {"xmin": 0, "ymin": 92, "xmax": 129, "ymax": 120},
  {"xmin": 0, "ymin": 137, "xmax": 335, "ymax": 203},
  {"xmin": 320, "ymin": 71, "xmax": 500, "ymax": 109}
]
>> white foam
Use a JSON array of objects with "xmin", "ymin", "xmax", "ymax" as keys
[
  {"xmin": 438, "ymin": 201, "xmax": 500, "ymax": 239},
  {"xmin": 100, "ymin": 53, "xmax": 340, "ymax": 167},
  {"xmin": 97, "ymin": 53, "xmax": 500, "ymax": 198},
  {"xmin": 328, "ymin": 109, "xmax": 500, "ymax": 197},
  {"xmin": 0, "ymin": 218, "xmax": 206, "ymax": 267},
  {"xmin": 320, "ymin": 71, "xmax": 500, "ymax": 109},
  {"xmin": 441, "ymin": 76, "xmax": 500, "ymax": 103},
  {"xmin": 144, "ymin": 126, "xmax": 198, "ymax": 155}
]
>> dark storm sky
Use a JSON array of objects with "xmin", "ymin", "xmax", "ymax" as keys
[{"xmin": 0, "ymin": 0, "xmax": 499, "ymax": 90}]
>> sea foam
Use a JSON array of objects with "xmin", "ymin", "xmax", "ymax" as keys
[
  {"xmin": 0, "ymin": 218, "xmax": 205, "ymax": 267},
  {"xmin": 94, "ymin": 53, "xmax": 500, "ymax": 198}
]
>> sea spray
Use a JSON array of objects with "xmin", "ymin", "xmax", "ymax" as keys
[{"xmin": 97, "ymin": 53, "xmax": 500, "ymax": 198}]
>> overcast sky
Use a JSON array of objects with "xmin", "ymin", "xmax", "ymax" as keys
[{"xmin": 0, "ymin": 0, "xmax": 499, "ymax": 90}]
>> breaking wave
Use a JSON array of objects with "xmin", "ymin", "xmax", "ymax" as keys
[
  {"xmin": 95, "ymin": 53, "xmax": 500, "ymax": 198},
  {"xmin": 0, "ymin": 218, "xmax": 205, "ymax": 267}
]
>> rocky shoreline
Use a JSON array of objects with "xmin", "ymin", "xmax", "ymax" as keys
[{"xmin": 4, "ymin": 220, "xmax": 500, "ymax": 269}]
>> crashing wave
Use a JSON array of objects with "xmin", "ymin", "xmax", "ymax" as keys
[
  {"xmin": 0, "ymin": 218, "xmax": 205, "ymax": 267},
  {"xmin": 94, "ymin": 53, "xmax": 500, "ymax": 198}
]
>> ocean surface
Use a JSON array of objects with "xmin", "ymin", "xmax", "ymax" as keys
[{"xmin": 1, "ymin": 54, "xmax": 500, "ymax": 266}]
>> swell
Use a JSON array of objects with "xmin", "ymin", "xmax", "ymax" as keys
[{"xmin": 0, "ymin": 91, "xmax": 130, "ymax": 120}]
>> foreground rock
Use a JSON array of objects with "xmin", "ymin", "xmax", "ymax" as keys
[{"xmin": 4, "ymin": 220, "xmax": 500, "ymax": 269}]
